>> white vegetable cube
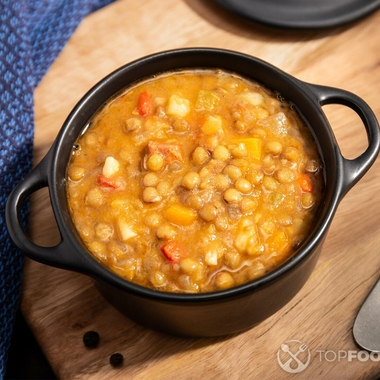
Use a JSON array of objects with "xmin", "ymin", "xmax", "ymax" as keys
[
  {"xmin": 102, "ymin": 156, "xmax": 119, "ymax": 178},
  {"xmin": 205, "ymin": 251, "xmax": 218, "ymax": 266},
  {"xmin": 118, "ymin": 220, "xmax": 137, "ymax": 241},
  {"xmin": 258, "ymin": 112, "xmax": 289, "ymax": 136},
  {"xmin": 167, "ymin": 95, "xmax": 190, "ymax": 117},
  {"xmin": 240, "ymin": 92, "xmax": 264, "ymax": 106}
]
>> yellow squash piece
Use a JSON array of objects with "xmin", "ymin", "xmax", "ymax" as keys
[
  {"xmin": 233, "ymin": 137, "xmax": 262, "ymax": 160},
  {"xmin": 165, "ymin": 204, "xmax": 197, "ymax": 226}
]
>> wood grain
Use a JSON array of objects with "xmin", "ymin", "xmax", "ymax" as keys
[{"xmin": 21, "ymin": 0, "xmax": 380, "ymax": 378}]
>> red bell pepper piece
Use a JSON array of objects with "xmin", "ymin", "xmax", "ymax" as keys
[
  {"xmin": 97, "ymin": 174, "xmax": 117, "ymax": 189},
  {"xmin": 138, "ymin": 91, "xmax": 153, "ymax": 117},
  {"xmin": 161, "ymin": 240, "xmax": 185, "ymax": 263},
  {"xmin": 147, "ymin": 141, "xmax": 183, "ymax": 163},
  {"xmin": 299, "ymin": 173, "xmax": 313, "ymax": 193}
]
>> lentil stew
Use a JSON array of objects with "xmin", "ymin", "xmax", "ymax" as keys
[{"xmin": 66, "ymin": 69, "xmax": 324, "ymax": 293}]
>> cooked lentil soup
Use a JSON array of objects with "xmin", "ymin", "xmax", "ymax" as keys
[{"xmin": 66, "ymin": 69, "xmax": 324, "ymax": 293}]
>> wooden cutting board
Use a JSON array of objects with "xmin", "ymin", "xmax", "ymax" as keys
[{"xmin": 21, "ymin": 0, "xmax": 380, "ymax": 378}]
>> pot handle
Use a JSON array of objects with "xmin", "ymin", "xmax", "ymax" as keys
[
  {"xmin": 307, "ymin": 83, "xmax": 380, "ymax": 197},
  {"xmin": 5, "ymin": 155, "xmax": 84, "ymax": 272}
]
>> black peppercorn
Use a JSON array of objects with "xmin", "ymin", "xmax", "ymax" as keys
[
  {"xmin": 83, "ymin": 331, "xmax": 100, "ymax": 348},
  {"xmin": 110, "ymin": 353, "xmax": 124, "ymax": 367}
]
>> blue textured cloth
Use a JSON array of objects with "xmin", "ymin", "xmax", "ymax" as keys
[{"xmin": 0, "ymin": 1, "xmax": 115, "ymax": 377}]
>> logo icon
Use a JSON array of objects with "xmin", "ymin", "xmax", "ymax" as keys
[{"xmin": 277, "ymin": 340, "xmax": 311, "ymax": 373}]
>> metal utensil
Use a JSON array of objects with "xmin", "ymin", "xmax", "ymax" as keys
[{"xmin": 353, "ymin": 277, "xmax": 380, "ymax": 352}]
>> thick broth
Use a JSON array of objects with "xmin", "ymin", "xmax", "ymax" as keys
[{"xmin": 67, "ymin": 69, "xmax": 324, "ymax": 293}]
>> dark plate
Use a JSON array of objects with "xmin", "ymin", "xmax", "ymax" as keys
[{"xmin": 213, "ymin": 0, "xmax": 380, "ymax": 29}]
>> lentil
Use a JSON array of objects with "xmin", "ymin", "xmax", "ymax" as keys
[
  {"xmin": 182, "ymin": 172, "xmax": 201, "ymax": 190},
  {"xmin": 147, "ymin": 153, "xmax": 164, "ymax": 171}
]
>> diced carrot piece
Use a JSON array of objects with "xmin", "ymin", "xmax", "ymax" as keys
[
  {"xmin": 299, "ymin": 173, "xmax": 313, "ymax": 192},
  {"xmin": 147, "ymin": 141, "xmax": 183, "ymax": 163},
  {"xmin": 165, "ymin": 204, "xmax": 197, "ymax": 226},
  {"xmin": 138, "ymin": 91, "xmax": 153, "ymax": 117},
  {"xmin": 161, "ymin": 240, "xmax": 185, "ymax": 263}
]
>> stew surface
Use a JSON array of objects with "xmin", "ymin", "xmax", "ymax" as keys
[{"xmin": 67, "ymin": 69, "xmax": 324, "ymax": 293}]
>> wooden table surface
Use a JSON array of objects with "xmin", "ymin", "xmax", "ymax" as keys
[{"xmin": 21, "ymin": 1, "xmax": 380, "ymax": 378}]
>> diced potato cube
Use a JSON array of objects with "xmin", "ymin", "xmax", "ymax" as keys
[
  {"xmin": 258, "ymin": 112, "xmax": 289, "ymax": 136},
  {"xmin": 201, "ymin": 115, "xmax": 223, "ymax": 135},
  {"xmin": 165, "ymin": 204, "xmax": 197, "ymax": 226},
  {"xmin": 240, "ymin": 91, "xmax": 264, "ymax": 106},
  {"xmin": 118, "ymin": 220, "xmax": 137, "ymax": 241},
  {"xmin": 167, "ymin": 95, "xmax": 190, "ymax": 117},
  {"xmin": 205, "ymin": 251, "xmax": 218, "ymax": 266},
  {"xmin": 102, "ymin": 156, "xmax": 120, "ymax": 178}
]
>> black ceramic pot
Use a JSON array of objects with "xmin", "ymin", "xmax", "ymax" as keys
[{"xmin": 6, "ymin": 48, "xmax": 380, "ymax": 337}]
